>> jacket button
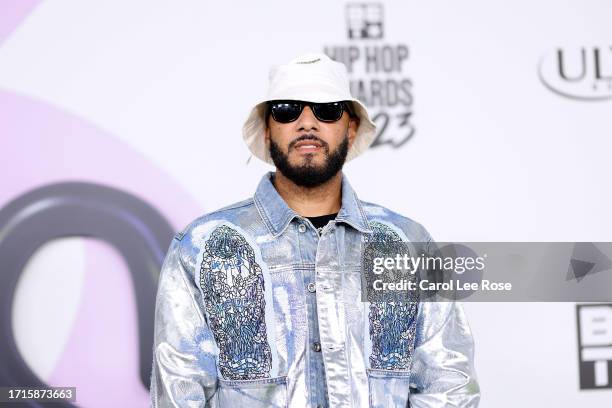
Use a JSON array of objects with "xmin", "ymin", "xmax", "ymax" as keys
[
  {"xmin": 312, "ymin": 342, "xmax": 321, "ymax": 352},
  {"xmin": 298, "ymin": 224, "xmax": 307, "ymax": 233},
  {"xmin": 307, "ymin": 282, "xmax": 316, "ymax": 293}
]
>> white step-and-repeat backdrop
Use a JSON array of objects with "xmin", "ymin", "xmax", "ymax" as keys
[{"xmin": 1, "ymin": 1, "xmax": 611, "ymax": 407}]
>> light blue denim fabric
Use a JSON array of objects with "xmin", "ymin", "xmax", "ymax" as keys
[{"xmin": 150, "ymin": 171, "xmax": 480, "ymax": 407}]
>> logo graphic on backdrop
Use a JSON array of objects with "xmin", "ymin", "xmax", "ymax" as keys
[
  {"xmin": 0, "ymin": 182, "xmax": 172, "ymax": 401},
  {"xmin": 576, "ymin": 304, "xmax": 612, "ymax": 390},
  {"xmin": 539, "ymin": 47, "xmax": 612, "ymax": 101},
  {"xmin": 324, "ymin": 3, "xmax": 414, "ymax": 149},
  {"xmin": 346, "ymin": 3, "xmax": 383, "ymax": 39},
  {"xmin": 2, "ymin": 78, "xmax": 201, "ymax": 406}
]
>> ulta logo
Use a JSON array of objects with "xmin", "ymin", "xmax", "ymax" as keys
[{"xmin": 539, "ymin": 47, "xmax": 612, "ymax": 101}]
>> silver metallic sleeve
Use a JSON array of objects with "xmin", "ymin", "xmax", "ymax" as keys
[
  {"xmin": 408, "ymin": 301, "xmax": 481, "ymax": 407},
  {"xmin": 150, "ymin": 236, "xmax": 219, "ymax": 408}
]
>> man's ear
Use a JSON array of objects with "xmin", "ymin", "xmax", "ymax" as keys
[
  {"xmin": 264, "ymin": 125, "xmax": 271, "ymax": 144},
  {"xmin": 347, "ymin": 117, "xmax": 360, "ymax": 149}
]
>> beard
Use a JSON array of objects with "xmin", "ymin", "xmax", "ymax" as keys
[{"xmin": 269, "ymin": 134, "xmax": 349, "ymax": 188}]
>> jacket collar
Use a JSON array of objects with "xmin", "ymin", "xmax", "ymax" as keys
[{"xmin": 254, "ymin": 171, "xmax": 372, "ymax": 237}]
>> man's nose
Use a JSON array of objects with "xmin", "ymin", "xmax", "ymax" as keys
[{"xmin": 295, "ymin": 105, "xmax": 319, "ymax": 131}]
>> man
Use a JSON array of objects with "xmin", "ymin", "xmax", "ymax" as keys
[{"xmin": 150, "ymin": 53, "xmax": 480, "ymax": 407}]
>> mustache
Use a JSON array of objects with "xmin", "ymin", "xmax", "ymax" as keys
[{"xmin": 288, "ymin": 134, "xmax": 329, "ymax": 150}]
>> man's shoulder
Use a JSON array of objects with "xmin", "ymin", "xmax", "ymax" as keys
[
  {"xmin": 360, "ymin": 200, "xmax": 433, "ymax": 242},
  {"xmin": 173, "ymin": 197, "xmax": 258, "ymax": 242},
  {"xmin": 164, "ymin": 197, "xmax": 260, "ymax": 272}
]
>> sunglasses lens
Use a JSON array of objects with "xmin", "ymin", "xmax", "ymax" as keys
[
  {"xmin": 270, "ymin": 102, "xmax": 303, "ymax": 123},
  {"xmin": 313, "ymin": 102, "xmax": 344, "ymax": 122}
]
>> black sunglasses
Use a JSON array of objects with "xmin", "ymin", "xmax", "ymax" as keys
[{"xmin": 266, "ymin": 100, "xmax": 355, "ymax": 124}]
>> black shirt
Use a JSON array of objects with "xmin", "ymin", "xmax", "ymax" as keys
[{"xmin": 307, "ymin": 213, "xmax": 338, "ymax": 230}]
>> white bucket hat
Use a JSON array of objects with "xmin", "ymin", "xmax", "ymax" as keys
[{"xmin": 242, "ymin": 53, "xmax": 377, "ymax": 165}]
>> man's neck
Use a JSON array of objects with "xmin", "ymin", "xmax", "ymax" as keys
[{"xmin": 272, "ymin": 171, "xmax": 342, "ymax": 217}]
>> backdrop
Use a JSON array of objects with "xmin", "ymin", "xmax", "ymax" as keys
[{"xmin": 1, "ymin": 0, "xmax": 611, "ymax": 407}]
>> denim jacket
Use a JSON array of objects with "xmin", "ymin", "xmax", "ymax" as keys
[{"xmin": 150, "ymin": 172, "xmax": 480, "ymax": 407}]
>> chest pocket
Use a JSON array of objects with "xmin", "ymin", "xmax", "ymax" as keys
[
  {"xmin": 218, "ymin": 376, "xmax": 288, "ymax": 408},
  {"xmin": 367, "ymin": 369, "xmax": 411, "ymax": 408}
]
